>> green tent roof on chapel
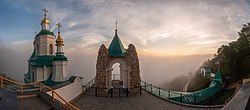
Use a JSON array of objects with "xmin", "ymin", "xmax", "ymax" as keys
[{"xmin": 108, "ymin": 29, "xmax": 126, "ymax": 57}]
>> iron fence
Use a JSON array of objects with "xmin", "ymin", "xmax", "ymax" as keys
[{"xmin": 141, "ymin": 80, "xmax": 223, "ymax": 104}]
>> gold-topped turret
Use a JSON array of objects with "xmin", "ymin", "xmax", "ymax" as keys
[
  {"xmin": 41, "ymin": 18, "xmax": 50, "ymax": 25},
  {"xmin": 56, "ymin": 22, "xmax": 64, "ymax": 46},
  {"xmin": 41, "ymin": 9, "xmax": 50, "ymax": 30}
]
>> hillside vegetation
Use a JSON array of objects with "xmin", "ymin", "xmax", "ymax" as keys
[{"xmin": 188, "ymin": 23, "xmax": 250, "ymax": 91}]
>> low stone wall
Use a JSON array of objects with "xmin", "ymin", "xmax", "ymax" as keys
[
  {"xmin": 222, "ymin": 82, "xmax": 250, "ymax": 110},
  {"xmin": 47, "ymin": 77, "xmax": 83, "ymax": 103}
]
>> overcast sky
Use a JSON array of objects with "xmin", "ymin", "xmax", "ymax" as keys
[{"xmin": 0, "ymin": 0, "xmax": 249, "ymax": 84}]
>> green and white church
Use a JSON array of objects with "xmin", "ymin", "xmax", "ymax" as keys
[{"xmin": 24, "ymin": 9, "xmax": 68, "ymax": 83}]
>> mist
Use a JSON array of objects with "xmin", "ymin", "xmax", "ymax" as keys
[
  {"xmin": 139, "ymin": 54, "xmax": 212, "ymax": 88},
  {"xmin": 0, "ymin": 40, "xmax": 212, "ymax": 87}
]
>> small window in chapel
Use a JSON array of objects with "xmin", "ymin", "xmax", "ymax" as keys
[{"xmin": 49, "ymin": 44, "xmax": 53, "ymax": 54}]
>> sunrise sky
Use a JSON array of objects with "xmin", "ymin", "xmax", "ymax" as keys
[
  {"xmin": 1, "ymin": 0, "xmax": 250, "ymax": 85},
  {"xmin": 1, "ymin": 0, "xmax": 250, "ymax": 56}
]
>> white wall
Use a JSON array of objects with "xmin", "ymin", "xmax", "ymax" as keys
[
  {"xmin": 46, "ymin": 77, "xmax": 83, "ymax": 104},
  {"xmin": 35, "ymin": 67, "xmax": 52, "ymax": 81},
  {"xmin": 53, "ymin": 61, "xmax": 68, "ymax": 81},
  {"xmin": 34, "ymin": 35, "xmax": 55, "ymax": 56}
]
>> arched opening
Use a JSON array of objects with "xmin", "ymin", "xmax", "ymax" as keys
[
  {"xmin": 108, "ymin": 58, "xmax": 128, "ymax": 89},
  {"xmin": 49, "ymin": 44, "xmax": 53, "ymax": 54},
  {"xmin": 111, "ymin": 63, "xmax": 122, "ymax": 88},
  {"xmin": 111, "ymin": 63, "xmax": 120, "ymax": 81}
]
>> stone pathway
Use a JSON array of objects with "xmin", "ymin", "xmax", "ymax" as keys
[
  {"xmin": 0, "ymin": 89, "xmax": 18, "ymax": 110},
  {"xmin": 19, "ymin": 96, "xmax": 51, "ymax": 110},
  {"xmin": 74, "ymin": 88, "xmax": 220, "ymax": 110}
]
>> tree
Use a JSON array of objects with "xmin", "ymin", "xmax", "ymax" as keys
[{"xmin": 188, "ymin": 22, "xmax": 250, "ymax": 91}]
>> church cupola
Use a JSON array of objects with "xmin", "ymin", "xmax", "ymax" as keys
[
  {"xmin": 33, "ymin": 9, "xmax": 55, "ymax": 56},
  {"xmin": 56, "ymin": 22, "xmax": 64, "ymax": 55},
  {"xmin": 41, "ymin": 9, "xmax": 50, "ymax": 30}
]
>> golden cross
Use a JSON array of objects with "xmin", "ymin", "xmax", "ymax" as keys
[
  {"xmin": 42, "ymin": 8, "xmax": 48, "ymax": 17},
  {"xmin": 56, "ymin": 22, "xmax": 62, "ymax": 32}
]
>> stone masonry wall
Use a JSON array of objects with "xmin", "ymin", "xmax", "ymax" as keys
[{"xmin": 125, "ymin": 44, "xmax": 141, "ymax": 94}]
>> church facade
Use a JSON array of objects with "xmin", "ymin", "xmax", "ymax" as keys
[{"xmin": 24, "ymin": 9, "xmax": 68, "ymax": 83}]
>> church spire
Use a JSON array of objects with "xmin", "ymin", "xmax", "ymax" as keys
[
  {"xmin": 41, "ymin": 8, "xmax": 50, "ymax": 30},
  {"xmin": 115, "ymin": 20, "xmax": 118, "ymax": 36},
  {"xmin": 108, "ymin": 21, "xmax": 126, "ymax": 57},
  {"xmin": 56, "ymin": 22, "xmax": 64, "ymax": 55}
]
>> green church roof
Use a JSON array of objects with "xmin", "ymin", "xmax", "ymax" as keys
[
  {"xmin": 29, "ymin": 54, "xmax": 68, "ymax": 67},
  {"xmin": 108, "ymin": 29, "xmax": 126, "ymax": 57},
  {"xmin": 29, "ymin": 50, "xmax": 36, "ymax": 60},
  {"xmin": 54, "ymin": 54, "xmax": 68, "ymax": 61},
  {"xmin": 36, "ymin": 29, "xmax": 55, "ymax": 38},
  {"xmin": 29, "ymin": 56, "xmax": 55, "ymax": 67},
  {"xmin": 41, "ymin": 73, "xmax": 66, "ymax": 86}
]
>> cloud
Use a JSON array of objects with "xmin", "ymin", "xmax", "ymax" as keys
[
  {"xmin": 1, "ymin": 0, "xmax": 250, "ymax": 84},
  {"xmin": 3, "ymin": 0, "xmax": 250, "ymax": 55}
]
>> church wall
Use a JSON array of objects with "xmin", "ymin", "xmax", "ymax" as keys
[
  {"xmin": 46, "ymin": 77, "xmax": 83, "ymax": 103},
  {"xmin": 35, "ymin": 67, "xmax": 53, "ymax": 81},
  {"xmin": 62, "ymin": 61, "xmax": 68, "ymax": 79},
  {"xmin": 34, "ymin": 35, "xmax": 55, "ymax": 56},
  {"xmin": 29, "ymin": 66, "xmax": 35, "ymax": 82},
  {"xmin": 53, "ymin": 61, "xmax": 68, "ymax": 81},
  {"xmin": 36, "ymin": 67, "xmax": 43, "ymax": 81},
  {"xmin": 45, "ymin": 67, "xmax": 53, "ymax": 79}
]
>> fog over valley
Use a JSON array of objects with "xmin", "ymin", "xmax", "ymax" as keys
[{"xmin": 0, "ymin": 41, "xmax": 212, "ymax": 89}]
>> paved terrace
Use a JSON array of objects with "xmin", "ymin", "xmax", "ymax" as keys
[
  {"xmin": 73, "ymin": 88, "xmax": 220, "ymax": 110},
  {"xmin": 19, "ymin": 96, "xmax": 51, "ymax": 110}
]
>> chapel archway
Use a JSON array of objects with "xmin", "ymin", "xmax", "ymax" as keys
[
  {"xmin": 111, "ymin": 63, "xmax": 120, "ymax": 81},
  {"xmin": 107, "ymin": 58, "xmax": 128, "ymax": 89},
  {"xmin": 95, "ymin": 26, "xmax": 141, "ymax": 96}
]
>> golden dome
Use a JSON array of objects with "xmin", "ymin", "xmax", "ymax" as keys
[
  {"xmin": 56, "ymin": 32, "xmax": 64, "ymax": 45},
  {"xmin": 41, "ymin": 18, "xmax": 50, "ymax": 25}
]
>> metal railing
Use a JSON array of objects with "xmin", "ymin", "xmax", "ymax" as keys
[
  {"xmin": 94, "ymin": 87, "xmax": 131, "ymax": 98},
  {"xmin": 111, "ymin": 74, "xmax": 120, "ymax": 80},
  {"xmin": 0, "ymin": 75, "xmax": 80, "ymax": 110},
  {"xmin": 82, "ymin": 77, "xmax": 96, "ymax": 92},
  {"xmin": 0, "ymin": 75, "xmax": 37, "ymax": 94},
  {"xmin": 38, "ymin": 82, "xmax": 79, "ymax": 110},
  {"xmin": 141, "ymin": 80, "xmax": 222, "ymax": 104}
]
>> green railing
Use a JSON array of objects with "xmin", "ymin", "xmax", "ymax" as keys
[
  {"xmin": 141, "ymin": 71, "xmax": 223, "ymax": 104},
  {"xmin": 141, "ymin": 80, "xmax": 222, "ymax": 104}
]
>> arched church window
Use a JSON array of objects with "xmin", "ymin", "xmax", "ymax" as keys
[{"xmin": 49, "ymin": 44, "xmax": 53, "ymax": 54}]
